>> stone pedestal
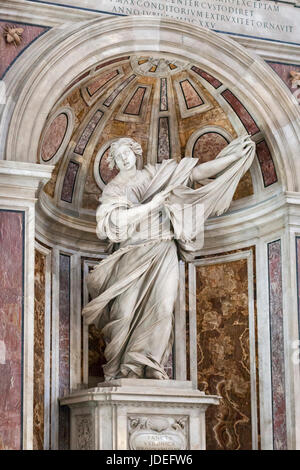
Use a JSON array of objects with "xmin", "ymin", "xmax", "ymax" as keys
[{"xmin": 60, "ymin": 379, "xmax": 220, "ymax": 450}]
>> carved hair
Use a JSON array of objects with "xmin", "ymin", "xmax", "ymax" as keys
[{"xmin": 107, "ymin": 138, "xmax": 143, "ymax": 170}]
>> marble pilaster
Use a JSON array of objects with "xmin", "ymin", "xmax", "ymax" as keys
[{"xmin": 0, "ymin": 161, "xmax": 53, "ymax": 450}]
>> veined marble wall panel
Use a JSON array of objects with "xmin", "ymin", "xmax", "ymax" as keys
[
  {"xmin": 256, "ymin": 140, "xmax": 278, "ymax": 187},
  {"xmin": 267, "ymin": 240, "xmax": 287, "ymax": 450},
  {"xmin": 98, "ymin": 147, "xmax": 119, "ymax": 186},
  {"xmin": 190, "ymin": 249, "xmax": 258, "ymax": 450},
  {"xmin": 124, "ymin": 86, "xmax": 146, "ymax": 115},
  {"xmin": 58, "ymin": 254, "xmax": 71, "ymax": 450},
  {"xmin": 191, "ymin": 66, "xmax": 222, "ymax": 89},
  {"xmin": 180, "ymin": 79, "xmax": 204, "ymax": 109},
  {"xmin": 0, "ymin": 210, "xmax": 24, "ymax": 450},
  {"xmin": 33, "ymin": 250, "xmax": 46, "ymax": 450},
  {"xmin": 192, "ymin": 132, "xmax": 228, "ymax": 163},
  {"xmin": 34, "ymin": 243, "xmax": 52, "ymax": 450},
  {"xmin": 87, "ymin": 70, "xmax": 119, "ymax": 97},
  {"xmin": 41, "ymin": 113, "xmax": 68, "ymax": 163},
  {"xmin": 157, "ymin": 116, "xmax": 171, "ymax": 162},
  {"xmin": 221, "ymin": 90, "xmax": 260, "ymax": 136},
  {"xmin": 296, "ymin": 237, "xmax": 300, "ymax": 343},
  {"xmin": 267, "ymin": 61, "xmax": 300, "ymax": 100},
  {"xmin": 60, "ymin": 161, "xmax": 79, "ymax": 203},
  {"xmin": 0, "ymin": 20, "xmax": 49, "ymax": 79}
]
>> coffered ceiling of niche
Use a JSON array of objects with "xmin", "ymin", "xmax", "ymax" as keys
[{"xmin": 40, "ymin": 54, "xmax": 279, "ymax": 222}]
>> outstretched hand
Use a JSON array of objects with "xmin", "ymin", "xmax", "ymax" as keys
[
  {"xmin": 236, "ymin": 135, "xmax": 255, "ymax": 159},
  {"xmin": 215, "ymin": 134, "xmax": 255, "ymax": 162}
]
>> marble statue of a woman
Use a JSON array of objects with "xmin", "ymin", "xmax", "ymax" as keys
[{"xmin": 83, "ymin": 135, "xmax": 255, "ymax": 381}]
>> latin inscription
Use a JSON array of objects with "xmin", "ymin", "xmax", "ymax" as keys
[{"xmin": 34, "ymin": 0, "xmax": 300, "ymax": 43}]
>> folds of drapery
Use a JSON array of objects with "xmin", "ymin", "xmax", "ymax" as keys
[
  {"xmin": 83, "ymin": 136, "xmax": 255, "ymax": 325},
  {"xmin": 164, "ymin": 136, "xmax": 256, "ymax": 260}
]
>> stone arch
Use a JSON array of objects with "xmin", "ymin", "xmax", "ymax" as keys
[{"xmin": 0, "ymin": 15, "xmax": 299, "ymax": 194}]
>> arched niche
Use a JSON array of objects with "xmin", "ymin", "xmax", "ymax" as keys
[
  {"xmin": 1, "ymin": 16, "xmax": 299, "ymax": 194},
  {"xmin": 1, "ymin": 16, "xmax": 300, "ymax": 451}
]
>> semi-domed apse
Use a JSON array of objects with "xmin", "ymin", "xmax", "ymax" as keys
[{"xmin": 38, "ymin": 54, "xmax": 279, "ymax": 236}]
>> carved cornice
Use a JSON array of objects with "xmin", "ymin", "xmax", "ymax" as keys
[{"xmin": 0, "ymin": 0, "xmax": 97, "ymax": 26}]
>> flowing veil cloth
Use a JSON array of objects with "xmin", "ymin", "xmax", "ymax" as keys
[{"xmin": 82, "ymin": 136, "xmax": 255, "ymax": 380}]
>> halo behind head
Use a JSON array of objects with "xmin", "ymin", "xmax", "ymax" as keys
[{"xmin": 107, "ymin": 137, "xmax": 143, "ymax": 170}]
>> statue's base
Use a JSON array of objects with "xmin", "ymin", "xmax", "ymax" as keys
[{"xmin": 60, "ymin": 379, "xmax": 220, "ymax": 450}]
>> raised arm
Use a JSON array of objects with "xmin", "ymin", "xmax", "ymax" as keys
[{"xmin": 190, "ymin": 135, "xmax": 255, "ymax": 183}]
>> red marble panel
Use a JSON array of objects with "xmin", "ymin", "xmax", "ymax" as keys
[
  {"xmin": 0, "ymin": 21, "xmax": 48, "ymax": 78},
  {"xmin": 267, "ymin": 61, "xmax": 300, "ymax": 96},
  {"xmin": 124, "ymin": 87, "xmax": 146, "ymax": 115},
  {"xmin": 99, "ymin": 147, "xmax": 119, "ymax": 185},
  {"xmin": 103, "ymin": 74, "xmax": 136, "ymax": 107},
  {"xmin": 191, "ymin": 66, "xmax": 222, "ymax": 88},
  {"xmin": 61, "ymin": 161, "xmax": 79, "ymax": 203},
  {"xmin": 195, "ymin": 259, "xmax": 252, "ymax": 450},
  {"xmin": 268, "ymin": 240, "xmax": 287, "ymax": 450},
  {"xmin": 59, "ymin": 254, "xmax": 70, "ymax": 450},
  {"xmin": 296, "ymin": 237, "xmax": 300, "ymax": 336},
  {"xmin": 0, "ymin": 210, "xmax": 24, "ymax": 450},
  {"xmin": 193, "ymin": 132, "xmax": 228, "ymax": 163},
  {"xmin": 59, "ymin": 254, "xmax": 70, "ymax": 398},
  {"xmin": 41, "ymin": 113, "xmax": 68, "ymax": 162},
  {"xmin": 87, "ymin": 69, "xmax": 119, "ymax": 96},
  {"xmin": 256, "ymin": 140, "xmax": 278, "ymax": 187},
  {"xmin": 160, "ymin": 78, "xmax": 168, "ymax": 112},
  {"xmin": 221, "ymin": 90, "xmax": 260, "ymax": 136},
  {"xmin": 74, "ymin": 110, "xmax": 103, "ymax": 155},
  {"xmin": 33, "ymin": 250, "xmax": 45, "ymax": 450},
  {"xmin": 157, "ymin": 117, "xmax": 170, "ymax": 162},
  {"xmin": 180, "ymin": 80, "xmax": 204, "ymax": 109}
]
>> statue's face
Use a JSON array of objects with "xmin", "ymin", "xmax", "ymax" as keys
[{"xmin": 114, "ymin": 144, "xmax": 136, "ymax": 171}]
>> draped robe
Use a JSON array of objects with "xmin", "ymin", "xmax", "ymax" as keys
[{"xmin": 82, "ymin": 139, "xmax": 255, "ymax": 381}]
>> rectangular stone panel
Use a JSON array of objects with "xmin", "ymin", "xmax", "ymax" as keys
[
  {"xmin": 157, "ymin": 117, "xmax": 171, "ymax": 162},
  {"xmin": 221, "ymin": 89, "xmax": 260, "ymax": 136},
  {"xmin": 103, "ymin": 74, "xmax": 136, "ymax": 107},
  {"xmin": 87, "ymin": 70, "xmax": 119, "ymax": 96},
  {"xmin": 59, "ymin": 253, "xmax": 71, "ymax": 450},
  {"xmin": 124, "ymin": 86, "xmax": 146, "ymax": 115},
  {"xmin": 296, "ymin": 237, "xmax": 300, "ymax": 342},
  {"xmin": 267, "ymin": 240, "xmax": 287, "ymax": 451},
  {"xmin": 61, "ymin": 161, "xmax": 79, "ymax": 203},
  {"xmin": 33, "ymin": 250, "xmax": 46, "ymax": 450},
  {"xmin": 160, "ymin": 78, "xmax": 168, "ymax": 111},
  {"xmin": 195, "ymin": 258, "xmax": 253, "ymax": 450},
  {"xmin": 191, "ymin": 66, "xmax": 222, "ymax": 89},
  {"xmin": 74, "ymin": 110, "xmax": 103, "ymax": 155},
  {"xmin": 256, "ymin": 140, "xmax": 278, "ymax": 187},
  {"xmin": 0, "ymin": 210, "xmax": 24, "ymax": 450},
  {"xmin": 180, "ymin": 80, "xmax": 204, "ymax": 109}
]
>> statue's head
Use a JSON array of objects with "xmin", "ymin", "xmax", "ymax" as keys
[{"xmin": 108, "ymin": 137, "xmax": 143, "ymax": 172}]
